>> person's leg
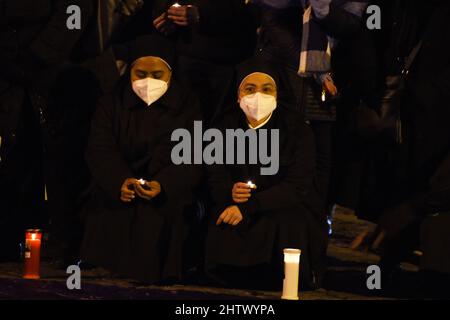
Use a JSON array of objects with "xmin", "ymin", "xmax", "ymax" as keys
[{"xmin": 310, "ymin": 121, "xmax": 334, "ymax": 215}]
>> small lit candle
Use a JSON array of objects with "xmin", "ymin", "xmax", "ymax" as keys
[
  {"xmin": 171, "ymin": 2, "xmax": 181, "ymax": 7},
  {"xmin": 23, "ymin": 229, "xmax": 43, "ymax": 280},
  {"xmin": 138, "ymin": 178, "xmax": 146, "ymax": 185},
  {"xmin": 247, "ymin": 181, "xmax": 256, "ymax": 190},
  {"xmin": 321, "ymin": 89, "xmax": 326, "ymax": 102},
  {"xmin": 281, "ymin": 248, "xmax": 301, "ymax": 300}
]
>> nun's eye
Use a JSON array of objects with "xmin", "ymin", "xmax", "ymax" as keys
[
  {"xmin": 136, "ymin": 70, "xmax": 148, "ymax": 79},
  {"xmin": 262, "ymin": 85, "xmax": 275, "ymax": 94},
  {"xmin": 151, "ymin": 71, "xmax": 164, "ymax": 79},
  {"xmin": 244, "ymin": 87, "xmax": 255, "ymax": 94}
]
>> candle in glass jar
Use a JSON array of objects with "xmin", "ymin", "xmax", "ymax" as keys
[
  {"xmin": 281, "ymin": 248, "xmax": 301, "ymax": 300},
  {"xmin": 23, "ymin": 229, "xmax": 42, "ymax": 280}
]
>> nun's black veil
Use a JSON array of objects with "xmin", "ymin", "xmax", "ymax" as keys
[{"xmin": 235, "ymin": 56, "xmax": 280, "ymax": 89}]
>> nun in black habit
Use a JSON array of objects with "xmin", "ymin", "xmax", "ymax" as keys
[
  {"xmin": 205, "ymin": 58, "xmax": 328, "ymax": 290},
  {"xmin": 80, "ymin": 35, "xmax": 202, "ymax": 284}
]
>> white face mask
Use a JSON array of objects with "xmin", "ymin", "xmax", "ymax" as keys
[
  {"xmin": 132, "ymin": 78, "xmax": 168, "ymax": 106},
  {"xmin": 239, "ymin": 92, "xmax": 277, "ymax": 121}
]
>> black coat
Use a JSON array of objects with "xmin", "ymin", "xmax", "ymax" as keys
[
  {"xmin": 205, "ymin": 106, "xmax": 328, "ymax": 288},
  {"xmin": 153, "ymin": 0, "xmax": 257, "ymax": 65},
  {"xmin": 0, "ymin": 0, "xmax": 94, "ymax": 258},
  {"xmin": 256, "ymin": 2, "xmax": 365, "ymax": 120},
  {"xmin": 81, "ymin": 79, "xmax": 202, "ymax": 283},
  {"xmin": 0, "ymin": 0, "xmax": 94, "ymax": 169}
]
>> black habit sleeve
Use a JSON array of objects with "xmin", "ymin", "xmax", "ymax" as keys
[
  {"xmin": 153, "ymin": 103, "xmax": 203, "ymax": 204},
  {"xmin": 86, "ymin": 96, "xmax": 134, "ymax": 201},
  {"xmin": 238, "ymin": 122, "xmax": 316, "ymax": 217}
]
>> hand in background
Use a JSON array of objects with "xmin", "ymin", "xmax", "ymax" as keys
[
  {"xmin": 153, "ymin": 12, "xmax": 177, "ymax": 35},
  {"xmin": 167, "ymin": 5, "xmax": 200, "ymax": 27}
]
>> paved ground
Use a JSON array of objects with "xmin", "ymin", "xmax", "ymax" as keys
[{"xmin": 0, "ymin": 215, "xmax": 425, "ymax": 300}]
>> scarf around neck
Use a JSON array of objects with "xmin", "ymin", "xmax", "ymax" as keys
[{"xmin": 298, "ymin": 0, "xmax": 368, "ymax": 76}]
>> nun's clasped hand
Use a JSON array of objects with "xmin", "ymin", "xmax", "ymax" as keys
[
  {"xmin": 134, "ymin": 180, "xmax": 162, "ymax": 201},
  {"xmin": 120, "ymin": 178, "xmax": 138, "ymax": 202},
  {"xmin": 216, "ymin": 206, "xmax": 244, "ymax": 226}
]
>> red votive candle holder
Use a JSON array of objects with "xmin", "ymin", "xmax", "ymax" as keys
[{"xmin": 23, "ymin": 229, "xmax": 42, "ymax": 279}]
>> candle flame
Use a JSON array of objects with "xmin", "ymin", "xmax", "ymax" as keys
[{"xmin": 31, "ymin": 233, "xmax": 36, "ymax": 240}]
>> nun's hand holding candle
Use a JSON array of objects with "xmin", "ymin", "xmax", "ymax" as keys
[
  {"xmin": 232, "ymin": 182, "xmax": 257, "ymax": 204},
  {"xmin": 134, "ymin": 180, "xmax": 162, "ymax": 201}
]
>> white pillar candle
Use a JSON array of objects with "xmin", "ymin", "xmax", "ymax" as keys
[{"xmin": 281, "ymin": 248, "xmax": 301, "ymax": 300}]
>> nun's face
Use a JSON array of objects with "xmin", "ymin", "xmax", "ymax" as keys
[
  {"xmin": 130, "ymin": 56, "xmax": 172, "ymax": 83},
  {"xmin": 238, "ymin": 72, "xmax": 277, "ymax": 102}
]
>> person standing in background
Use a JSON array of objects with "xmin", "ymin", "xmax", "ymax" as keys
[
  {"xmin": 351, "ymin": 0, "xmax": 450, "ymax": 289},
  {"xmin": 0, "ymin": 0, "xmax": 94, "ymax": 262},
  {"xmin": 253, "ymin": 0, "xmax": 368, "ymax": 236},
  {"xmin": 152, "ymin": 0, "xmax": 258, "ymax": 125}
]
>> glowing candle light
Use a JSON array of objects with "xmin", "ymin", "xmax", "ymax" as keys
[
  {"xmin": 23, "ymin": 229, "xmax": 42, "ymax": 280},
  {"xmin": 247, "ymin": 181, "xmax": 256, "ymax": 190},
  {"xmin": 281, "ymin": 248, "xmax": 301, "ymax": 300},
  {"xmin": 138, "ymin": 178, "xmax": 146, "ymax": 185},
  {"xmin": 171, "ymin": 2, "xmax": 181, "ymax": 7}
]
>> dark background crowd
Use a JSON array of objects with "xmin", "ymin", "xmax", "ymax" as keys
[{"xmin": 1, "ymin": 0, "xmax": 449, "ymax": 292}]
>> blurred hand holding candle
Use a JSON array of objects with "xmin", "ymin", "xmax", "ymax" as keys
[
  {"xmin": 281, "ymin": 248, "xmax": 301, "ymax": 300},
  {"xmin": 23, "ymin": 229, "xmax": 42, "ymax": 280}
]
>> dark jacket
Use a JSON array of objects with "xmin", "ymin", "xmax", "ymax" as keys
[
  {"xmin": 81, "ymin": 79, "xmax": 202, "ymax": 283},
  {"xmin": 205, "ymin": 106, "xmax": 328, "ymax": 288},
  {"xmin": 256, "ymin": 1, "xmax": 365, "ymax": 120},
  {"xmin": 375, "ymin": 1, "xmax": 450, "ymax": 235},
  {"xmin": 0, "ymin": 0, "xmax": 94, "ymax": 165},
  {"xmin": 153, "ymin": 0, "xmax": 257, "ymax": 65}
]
